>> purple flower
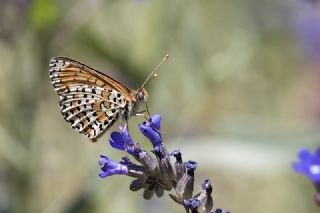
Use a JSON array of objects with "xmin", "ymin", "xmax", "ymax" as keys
[
  {"xmin": 175, "ymin": 160, "xmax": 198, "ymax": 201},
  {"xmin": 184, "ymin": 198, "xmax": 200, "ymax": 213},
  {"xmin": 292, "ymin": 147, "xmax": 320, "ymax": 183},
  {"xmin": 98, "ymin": 155, "xmax": 128, "ymax": 178},
  {"xmin": 171, "ymin": 149, "xmax": 185, "ymax": 182},
  {"xmin": 109, "ymin": 127, "xmax": 158, "ymax": 171},
  {"xmin": 186, "ymin": 160, "xmax": 198, "ymax": 176},
  {"xmin": 194, "ymin": 179, "xmax": 213, "ymax": 213},
  {"xmin": 139, "ymin": 115, "xmax": 162, "ymax": 146},
  {"xmin": 152, "ymin": 144, "xmax": 176, "ymax": 187},
  {"xmin": 151, "ymin": 145, "xmax": 167, "ymax": 159},
  {"xmin": 109, "ymin": 126, "xmax": 144, "ymax": 159},
  {"xmin": 109, "ymin": 126, "xmax": 135, "ymax": 152},
  {"xmin": 214, "ymin": 209, "xmax": 230, "ymax": 213},
  {"xmin": 201, "ymin": 179, "xmax": 213, "ymax": 195},
  {"xmin": 171, "ymin": 149, "xmax": 183, "ymax": 163}
]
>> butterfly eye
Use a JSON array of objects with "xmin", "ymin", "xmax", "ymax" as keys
[{"xmin": 137, "ymin": 91, "xmax": 144, "ymax": 100}]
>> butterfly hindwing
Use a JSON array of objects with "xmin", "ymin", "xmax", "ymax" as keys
[{"xmin": 49, "ymin": 57, "xmax": 131, "ymax": 141}]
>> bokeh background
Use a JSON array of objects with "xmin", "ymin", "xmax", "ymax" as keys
[{"xmin": 0, "ymin": 0, "xmax": 320, "ymax": 212}]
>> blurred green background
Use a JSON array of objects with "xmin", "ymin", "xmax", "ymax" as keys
[{"xmin": 0, "ymin": 0, "xmax": 319, "ymax": 212}]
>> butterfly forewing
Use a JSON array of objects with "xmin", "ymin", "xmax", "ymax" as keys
[{"xmin": 49, "ymin": 57, "xmax": 133, "ymax": 141}]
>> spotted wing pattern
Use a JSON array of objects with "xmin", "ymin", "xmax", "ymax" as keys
[{"xmin": 49, "ymin": 57, "xmax": 132, "ymax": 141}]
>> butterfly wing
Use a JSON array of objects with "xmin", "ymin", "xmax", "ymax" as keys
[{"xmin": 49, "ymin": 57, "xmax": 133, "ymax": 141}]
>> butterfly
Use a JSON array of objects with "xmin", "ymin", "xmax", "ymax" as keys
[{"xmin": 49, "ymin": 55, "xmax": 168, "ymax": 142}]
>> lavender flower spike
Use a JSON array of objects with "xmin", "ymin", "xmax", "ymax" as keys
[
  {"xmin": 98, "ymin": 155, "xmax": 128, "ymax": 178},
  {"xmin": 99, "ymin": 113, "xmax": 229, "ymax": 211}
]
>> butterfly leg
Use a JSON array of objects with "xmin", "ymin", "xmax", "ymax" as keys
[
  {"xmin": 135, "ymin": 110, "xmax": 150, "ymax": 121},
  {"xmin": 122, "ymin": 120, "xmax": 129, "ymax": 158},
  {"xmin": 123, "ymin": 121, "xmax": 128, "ymax": 132},
  {"xmin": 134, "ymin": 102, "xmax": 151, "ymax": 121},
  {"xmin": 145, "ymin": 102, "xmax": 151, "ymax": 119}
]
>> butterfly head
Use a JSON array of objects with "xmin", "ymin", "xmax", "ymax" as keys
[{"xmin": 134, "ymin": 87, "xmax": 149, "ymax": 103}]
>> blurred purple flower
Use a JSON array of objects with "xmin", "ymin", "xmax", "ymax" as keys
[
  {"xmin": 292, "ymin": 147, "xmax": 320, "ymax": 182},
  {"xmin": 293, "ymin": 146, "xmax": 320, "ymax": 207},
  {"xmin": 294, "ymin": 0, "xmax": 320, "ymax": 63}
]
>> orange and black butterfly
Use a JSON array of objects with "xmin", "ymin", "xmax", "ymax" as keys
[{"xmin": 49, "ymin": 55, "xmax": 168, "ymax": 142}]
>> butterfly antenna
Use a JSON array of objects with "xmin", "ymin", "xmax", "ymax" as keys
[{"xmin": 141, "ymin": 54, "xmax": 169, "ymax": 88}]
